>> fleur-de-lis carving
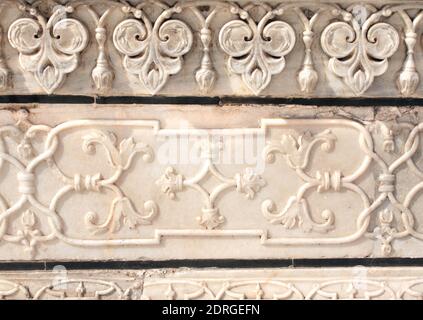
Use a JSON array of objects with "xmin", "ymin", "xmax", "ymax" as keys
[
  {"xmin": 235, "ymin": 167, "xmax": 266, "ymax": 200},
  {"xmin": 321, "ymin": 6, "xmax": 399, "ymax": 95},
  {"xmin": 8, "ymin": 5, "xmax": 89, "ymax": 94},
  {"xmin": 113, "ymin": 7, "xmax": 193, "ymax": 95},
  {"xmin": 219, "ymin": 15, "xmax": 295, "ymax": 95}
]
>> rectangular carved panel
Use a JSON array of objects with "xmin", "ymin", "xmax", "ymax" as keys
[{"xmin": 0, "ymin": 106, "xmax": 422, "ymax": 261}]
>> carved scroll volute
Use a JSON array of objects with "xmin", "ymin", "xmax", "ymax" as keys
[
  {"xmin": 321, "ymin": 6, "xmax": 400, "ymax": 95},
  {"xmin": 219, "ymin": 10, "xmax": 296, "ymax": 95},
  {"xmin": 8, "ymin": 5, "xmax": 89, "ymax": 94},
  {"xmin": 113, "ymin": 6, "xmax": 193, "ymax": 95}
]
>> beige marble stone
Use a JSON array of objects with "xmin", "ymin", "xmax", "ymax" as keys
[
  {"xmin": 1, "ymin": 0, "xmax": 423, "ymax": 301},
  {"xmin": 0, "ymin": 0, "xmax": 422, "ymax": 97},
  {"xmin": 0, "ymin": 105, "xmax": 422, "ymax": 260},
  {"xmin": 1, "ymin": 267, "xmax": 423, "ymax": 299}
]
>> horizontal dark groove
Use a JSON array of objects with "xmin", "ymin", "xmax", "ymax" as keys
[
  {"xmin": 95, "ymin": 95, "xmax": 221, "ymax": 105},
  {"xmin": 220, "ymin": 97, "xmax": 423, "ymax": 107},
  {"xmin": 0, "ymin": 258, "xmax": 423, "ymax": 271},
  {"xmin": 0, "ymin": 95, "xmax": 423, "ymax": 106},
  {"xmin": 0, "ymin": 95, "xmax": 94, "ymax": 104}
]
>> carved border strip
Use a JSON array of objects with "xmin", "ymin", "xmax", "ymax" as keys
[
  {"xmin": 2, "ymin": 267, "xmax": 423, "ymax": 299},
  {"xmin": 0, "ymin": 1, "xmax": 423, "ymax": 96}
]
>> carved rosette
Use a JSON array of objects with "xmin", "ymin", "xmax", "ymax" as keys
[{"xmin": 8, "ymin": 5, "xmax": 88, "ymax": 94}]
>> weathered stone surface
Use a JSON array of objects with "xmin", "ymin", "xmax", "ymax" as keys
[
  {"xmin": 0, "ymin": 0, "xmax": 422, "ymax": 97},
  {"xmin": 1, "ymin": 0, "xmax": 423, "ymax": 300},
  {"xmin": 1, "ymin": 267, "xmax": 423, "ymax": 300},
  {"xmin": 0, "ymin": 106, "xmax": 422, "ymax": 260}
]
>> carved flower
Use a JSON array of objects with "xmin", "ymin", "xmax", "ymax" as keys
[
  {"xmin": 219, "ymin": 19, "xmax": 295, "ymax": 95},
  {"xmin": 8, "ymin": 6, "xmax": 89, "ymax": 94},
  {"xmin": 113, "ymin": 18, "xmax": 193, "ymax": 94},
  {"xmin": 92, "ymin": 62, "xmax": 114, "ymax": 92},
  {"xmin": 298, "ymin": 66, "xmax": 318, "ymax": 94},
  {"xmin": 156, "ymin": 167, "xmax": 184, "ymax": 200},
  {"xmin": 16, "ymin": 210, "xmax": 42, "ymax": 257},
  {"xmin": 195, "ymin": 67, "xmax": 216, "ymax": 93},
  {"xmin": 397, "ymin": 68, "xmax": 419, "ymax": 97},
  {"xmin": 235, "ymin": 167, "xmax": 266, "ymax": 199},
  {"xmin": 197, "ymin": 208, "xmax": 225, "ymax": 230},
  {"xmin": 321, "ymin": 13, "xmax": 399, "ymax": 95},
  {"xmin": 373, "ymin": 209, "xmax": 397, "ymax": 256},
  {"xmin": 367, "ymin": 121, "xmax": 402, "ymax": 153}
]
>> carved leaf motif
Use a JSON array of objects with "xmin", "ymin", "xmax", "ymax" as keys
[
  {"xmin": 14, "ymin": 210, "xmax": 43, "ymax": 257},
  {"xmin": 264, "ymin": 130, "xmax": 337, "ymax": 169},
  {"xmin": 321, "ymin": 20, "xmax": 399, "ymax": 95},
  {"xmin": 113, "ymin": 18, "xmax": 193, "ymax": 94},
  {"xmin": 8, "ymin": 7, "xmax": 89, "ymax": 94},
  {"xmin": 262, "ymin": 198, "xmax": 334, "ymax": 233},
  {"xmin": 82, "ymin": 130, "xmax": 153, "ymax": 169},
  {"xmin": 219, "ymin": 20, "xmax": 295, "ymax": 95}
]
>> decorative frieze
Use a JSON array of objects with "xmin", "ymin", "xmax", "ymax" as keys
[
  {"xmin": 2, "ymin": 267, "xmax": 423, "ymax": 299},
  {"xmin": 0, "ymin": 0, "xmax": 422, "ymax": 96},
  {"xmin": 0, "ymin": 106, "xmax": 422, "ymax": 260}
]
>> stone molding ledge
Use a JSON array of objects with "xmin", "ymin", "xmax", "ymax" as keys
[
  {"xmin": 1, "ymin": 267, "xmax": 423, "ymax": 299},
  {"xmin": 0, "ymin": 0, "xmax": 422, "ymax": 97}
]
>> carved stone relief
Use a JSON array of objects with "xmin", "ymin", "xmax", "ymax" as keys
[
  {"xmin": 1, "ymin": 0, "xmax": 423, "ymax": 302},
  {"xmin": 0, "ymin": 106, "xmax": 422, "ymax": 260},
  {"xmin": 0, "ymin": 0, "xmax": 421, "ymax": 96},
  {"xmin": 1, "ymin": 267, "xmax": 423, "ymax": 300}
]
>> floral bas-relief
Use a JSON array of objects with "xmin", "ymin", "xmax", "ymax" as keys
[
  {"xmin": 0, "ymin": 1, "xmax": 421, "ymax": 96},
  {"xmin": 0, "ymin": 268, "xmax": 423, "ymax": 300},
  {"xmin": 0, "ymin": 114, "xmax": 422, "ymax": 259},
  {"xmin": 219, "ymin": 4, "xmax": 295, "ymax": 95},
  {"xmin": 8, "ymin": 4, "xmax": 88, "ymax": 94},
  {"xmin": 156, "ymin": 141, "xmax": 265, "ymax": 229},
  {"xmin": 321, "ymin": 5, "xmax": 400, "ymax": 95},
  {"xmin": 113, "ymin": 3, "xmax": 193, "ymax": 94},
  {"xmin": 1, "ymin": 0, "xmax": 423, "ymax": 303}
]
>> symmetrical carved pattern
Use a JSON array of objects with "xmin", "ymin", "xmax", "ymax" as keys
[
  {"xmin": 88, "ymin": 6, "xmax": 114, "ymax": 93},
  {"xmin": 321, "ymin": 5, "xmax": 400, "ymax": 95},
  {"xmin": 0, "ymin": 1, "xmax": 420, "ymax": 96},
  {"xmin": 1, "ymin": 268, "xmax": 423, "ymax": 300},
  {"xmin": 1, "ymin": 113, "xmax": 423, "ymax": 258},
  {"xmin": 8, "ymin": 4, "xmax": 88, "ymax": 94},
  {"xmin": 113, "ymin": 3, "xmax": 193, "ymax": 94},
  {"xmin": 219, "ymin": 4, "xmax": 296, "ymax": 95},
  {"xmin": 156, "ymin": 141, "xmax": 265, "ymax": 229}
]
